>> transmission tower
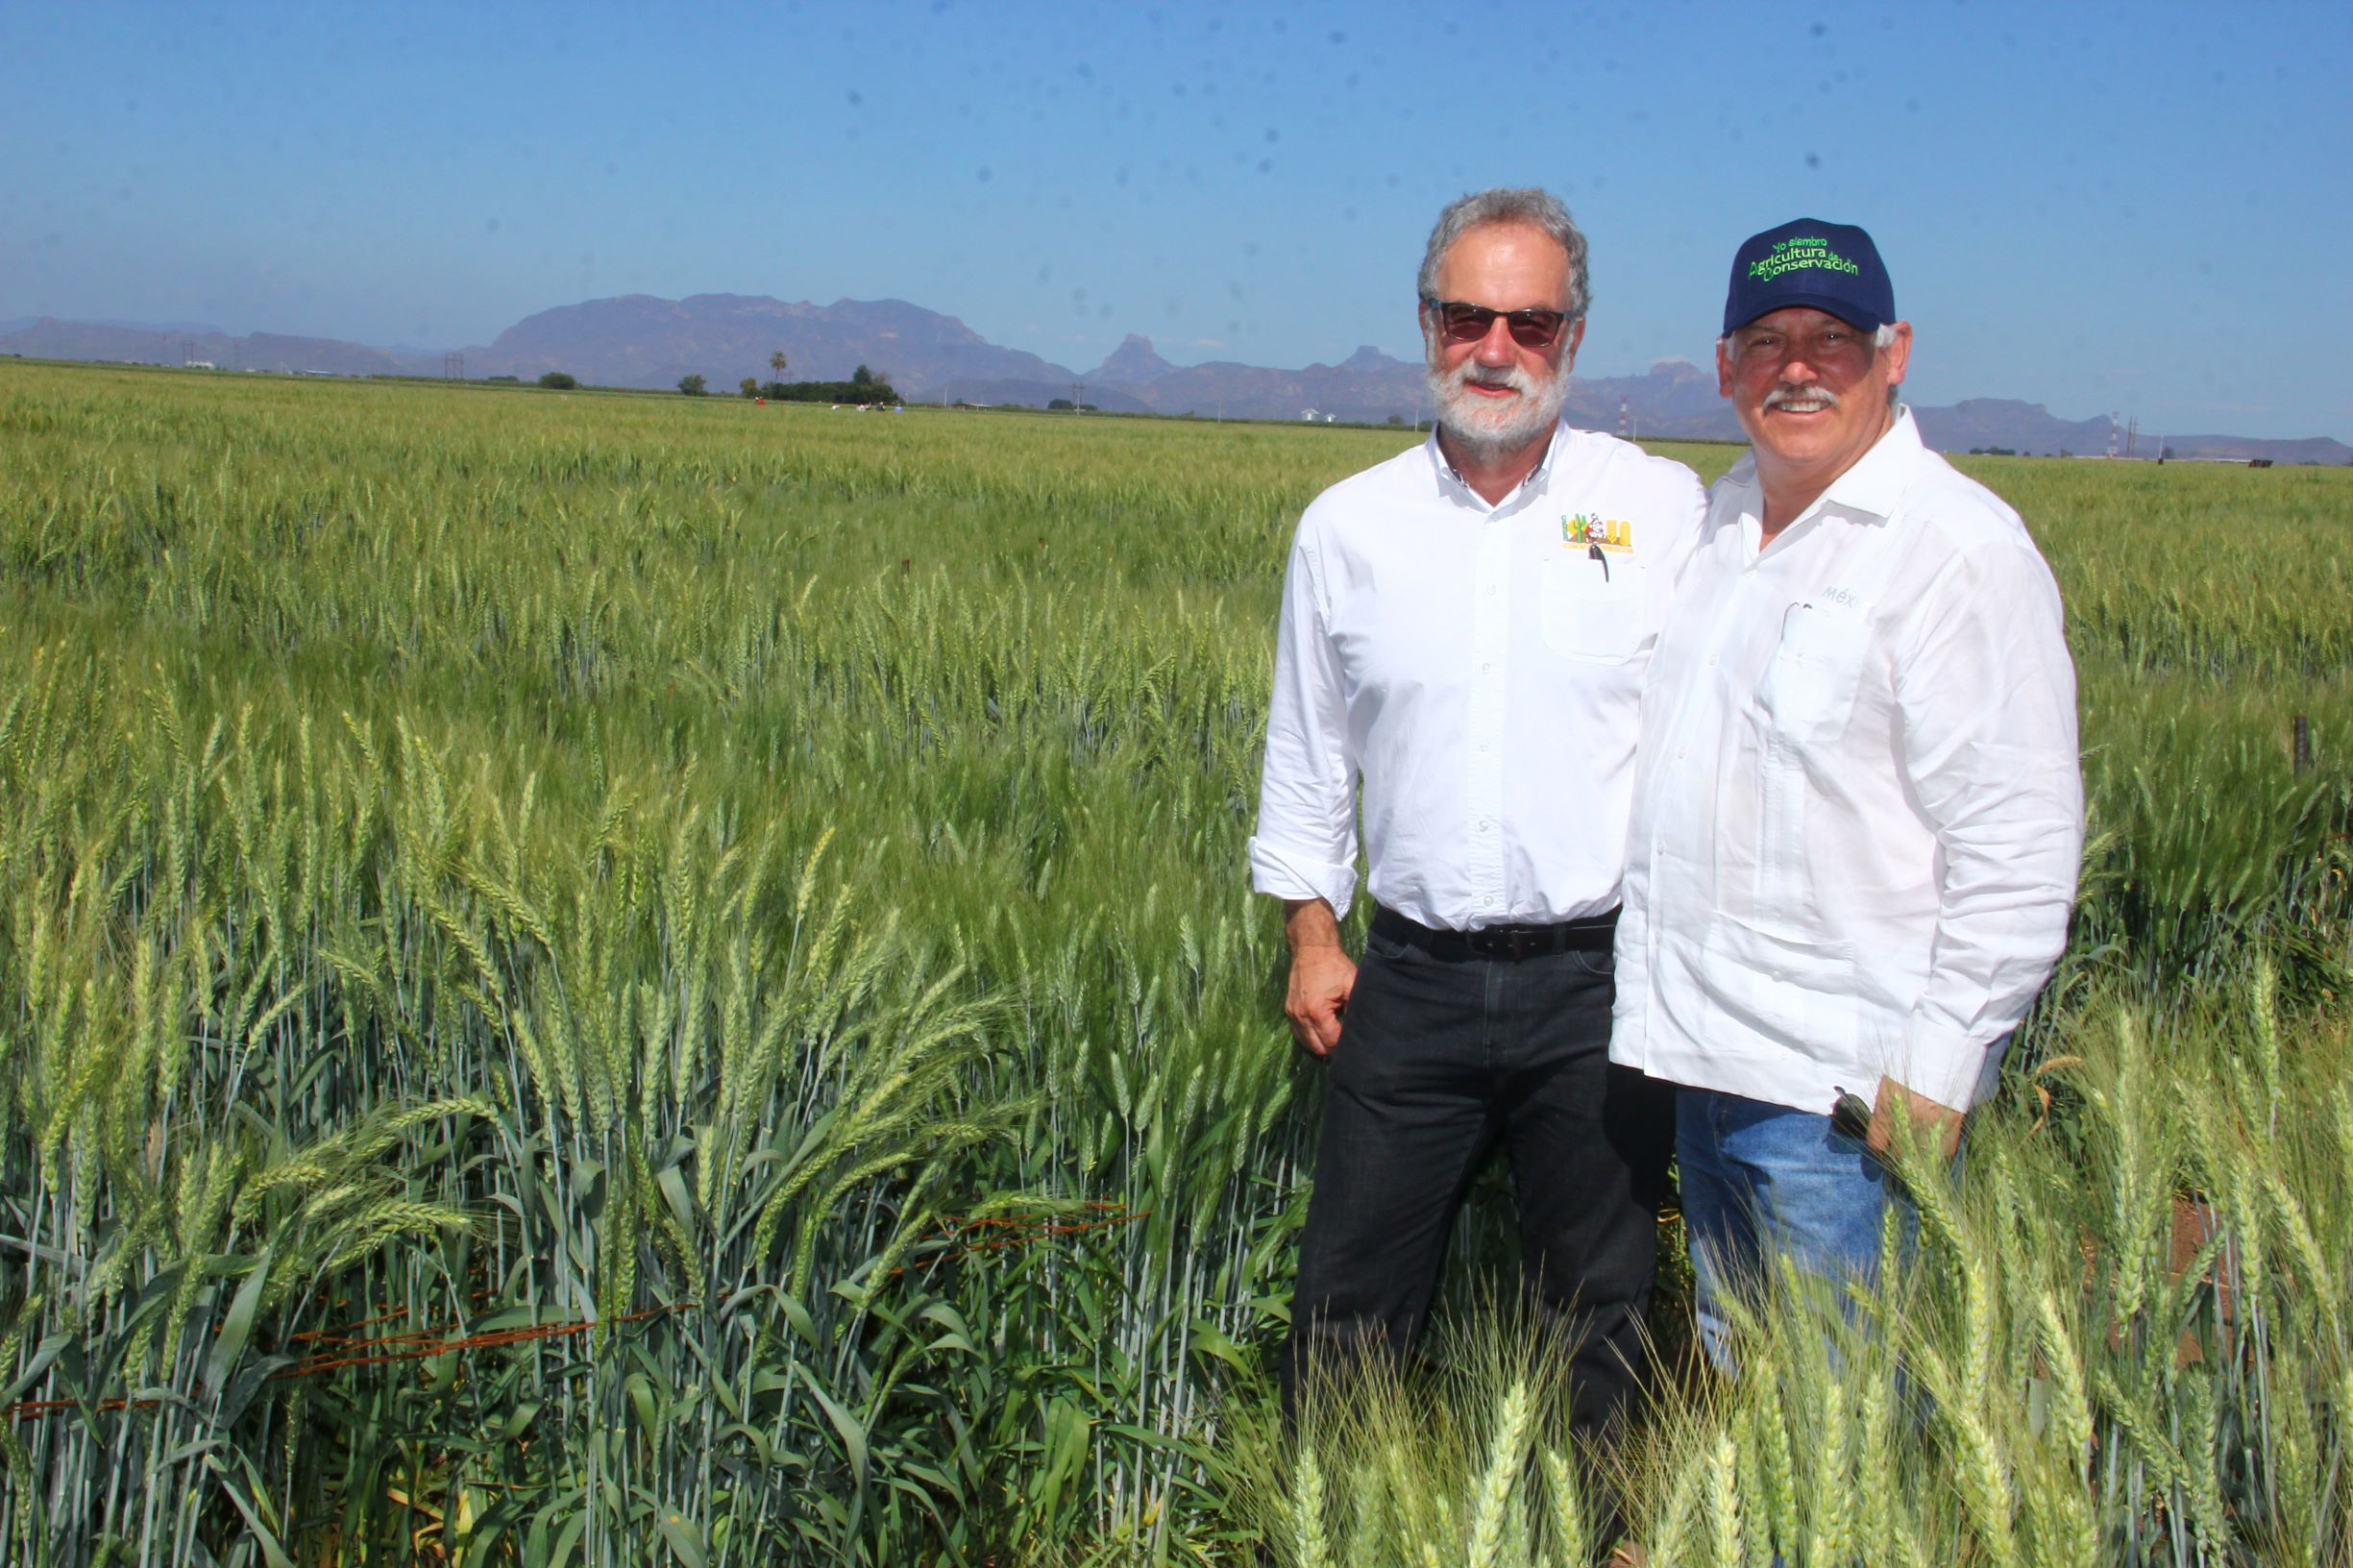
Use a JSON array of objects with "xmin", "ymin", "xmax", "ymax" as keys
[
  {"xmin": 2107, "ymin": 413, "xmax": 2120, "ymax": 460},
  {"xmin": 443, "ymin": 353, "xmax": 465, "ymax": 380},
  {"xmin": 1618, "ymin": 396, "xmax": 1630, "ymax": 439}
]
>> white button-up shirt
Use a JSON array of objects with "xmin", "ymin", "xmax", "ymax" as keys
[
  {"xmin": 1612, "ymin": 408, "xmax": 2082, "ymax": 1114},
  {"xmin": 1250, "ymin": 422, "xmax": 1706, "ymax": 930}
]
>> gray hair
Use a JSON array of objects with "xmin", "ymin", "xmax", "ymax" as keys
[
  {"xmin": 1714, "ymin": 322, "xmax": 1900, "ymax": 350},
  {"xmin": 1416, "ymin": 188, "xmax": 1591, "ymax": 320}
]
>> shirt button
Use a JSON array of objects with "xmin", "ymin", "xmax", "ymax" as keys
[
  {"xmin": 1677, "ymin": 747, "xmax": 1688, "ymax": 760},
  {"xmin": 1479, "ymin": 818, "xmax": 1493, "ymax": 831},
  {"xmin": 1482, "ymin": 662, "xmax": 1494, "ymax": 674},
  {"xmin": 1706, "ymin": 653, "xmax": 1719, "ymax": 666}
]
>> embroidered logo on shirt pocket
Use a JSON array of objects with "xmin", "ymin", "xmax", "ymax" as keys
[
  {"xmin": 1755, "ymin": 601, "xmax": 1874, "ymax": 741},
  {"xmin": 1538, "ymin": 555, "xmax": 1645, "ymax": 662}
]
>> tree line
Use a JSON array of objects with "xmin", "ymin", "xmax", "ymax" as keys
[{"xmin": 676, "ymin": 352, "xmax": 901, "ymax": 405}]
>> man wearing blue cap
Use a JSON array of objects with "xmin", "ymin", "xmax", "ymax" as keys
[{"xmin": 1610, "ymin": 219, "xmax": 2083, "ymax": 1362}]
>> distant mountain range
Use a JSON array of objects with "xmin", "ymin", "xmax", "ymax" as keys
[{"xmin": 5, "ymin": 298, "xmax": 2344, "ymax": 465}]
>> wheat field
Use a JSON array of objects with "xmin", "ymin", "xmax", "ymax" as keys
[{"xmin": 0, "ymin": 360, "xmax": 2347, "ymax": 1565}]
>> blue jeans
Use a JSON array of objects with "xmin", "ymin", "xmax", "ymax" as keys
[{"xmin": 1676, "ymin": 1088, "xmax": 1903, "ymax": 1371}]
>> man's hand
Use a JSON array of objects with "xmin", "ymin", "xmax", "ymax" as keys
[
  {"xmin": 1869, "ymin": 1077, "xmax": 1966, "ymax": 1162},
  {"xmin": 1282, "ymin": 899, "xmax": 1356, "ymax": 1058}
]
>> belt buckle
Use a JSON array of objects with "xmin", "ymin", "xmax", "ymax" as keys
[{"xmin": 1481, "ymin": 926, "xmax": 1532, "ymax": 961}]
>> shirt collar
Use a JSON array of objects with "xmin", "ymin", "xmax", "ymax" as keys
[
  {"xmin": 1817, "ymin": 404, "xmax": 1924, "ymax": 520},
  {"xmin": 1424, "ymin": 419, "xmax": 1570, "ymax": 511}
]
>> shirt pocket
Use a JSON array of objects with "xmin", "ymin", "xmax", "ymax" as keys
[
  {"xmin": 1538, "ymin": 555, "xmax": 1645, "ymax": 662},
  {"xmin": 1754, "ymin": 602, "xmax": 1875, "ymax": 743}
]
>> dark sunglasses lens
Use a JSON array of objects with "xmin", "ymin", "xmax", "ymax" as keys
[
  {"xmin": 1507, "ymin": 311, "xmax": 1564, "ymax": 348},
  {"xmin": 1440, "ymin": 305, "xmax": 1496, "ymax": 341}
]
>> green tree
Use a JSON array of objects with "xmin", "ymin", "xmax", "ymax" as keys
[
  {"xmin": 537, "ymin": 371, "xmax": 576, "ymax": 390},
  {"xmin": 677, "ymin": 374, "xmax": 707, "ymax": 396},
  {"xmin": 740, "ymin": 378, "xmax": 760, "ymax": 399},
  {"xmin": 851, "ymin": 364, "xmax": 874, "ymax": 388},
  {"xmin": 770, "ymin": 351, "xmax": 789, "ymax": 383}
]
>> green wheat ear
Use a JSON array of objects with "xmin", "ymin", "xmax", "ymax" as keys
[{"xmin": 1290, "ymin": 1442, "xmax": 1332, "ymax": 1568}]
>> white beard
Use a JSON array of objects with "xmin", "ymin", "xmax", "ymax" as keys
[{"xmin": 1425, "ymin": 341, "xmax": 1571, "ymax": 461}]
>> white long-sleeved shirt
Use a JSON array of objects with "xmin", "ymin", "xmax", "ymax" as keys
[
  {"xmin": 1611, "ymin": 408, "xmax": 2082, "ymax": 1114},
  {"xmin": 1249, "ymin": 422, "xmax": 1706, "ymax": 930}
]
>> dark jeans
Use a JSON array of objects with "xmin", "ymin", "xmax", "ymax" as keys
[{"xmin": 1280, "ymin": 913, "xmax": 1675, "ymax": 1445}]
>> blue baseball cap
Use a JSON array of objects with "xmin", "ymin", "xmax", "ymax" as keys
[{"xmin": 1722, "ymin": 218, "xmax": 1895, "ymax": 335}]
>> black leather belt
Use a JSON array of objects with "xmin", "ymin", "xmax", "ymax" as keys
[{"xmin": 1372, "ymin": 905, "xmax": 1619, "ymax": 962}]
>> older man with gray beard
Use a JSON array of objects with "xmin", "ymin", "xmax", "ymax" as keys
[{"xmin": 1250, "ymin": 187, "xmax": 1705, "ymax": 1448}]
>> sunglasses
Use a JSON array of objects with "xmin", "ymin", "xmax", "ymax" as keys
[{"xmin": 1423, "ymin": 297, "xmax": 1572, "ymax": 349}]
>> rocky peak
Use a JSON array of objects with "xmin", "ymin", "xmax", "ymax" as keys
[{"xmin": 1089, "ymin": 333, "xmax": 1177, "ymax": 386}]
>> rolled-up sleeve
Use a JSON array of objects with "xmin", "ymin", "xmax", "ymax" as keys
[
  {"xmin": 1248, "ymin": 527, "xmax": 1360, "ymax": 917},
  {"xmin": 1890, "ymin": 538, "xmax": 2084, "ymax": 1109}
]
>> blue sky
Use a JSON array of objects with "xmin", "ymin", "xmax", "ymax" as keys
[{"xmin": 4, "ymin": 0, "xmax": 2347, "ymax": 437}]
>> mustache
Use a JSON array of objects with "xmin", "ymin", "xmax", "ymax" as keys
[
  {"xmin": 1763, "ymin": 382, "xmax": 1840, "ymax": 409},
  {"xmin": 1421, "ymin": 326, "xmax": 1547, "ymax": 397},
  {"xmin": 1453, "ymin": 361, "xmax": 1534, "ymax": 394}
]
